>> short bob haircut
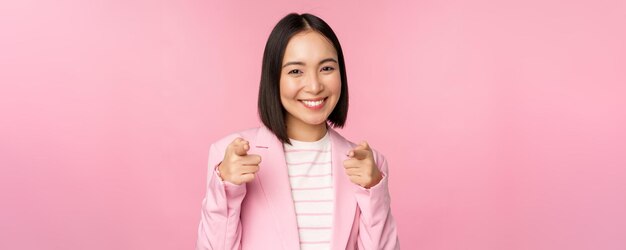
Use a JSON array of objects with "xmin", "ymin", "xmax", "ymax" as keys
[{"xmin": 257, "ymin": 13, "xmax": 349, "ymax": 145}]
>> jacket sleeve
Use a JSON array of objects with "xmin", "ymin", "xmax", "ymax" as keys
[
  {"xmin": 353, "ymin": 152, "xmax": 401, "ymax": 250},
  {"xmin": 195, "ymin": 142, "xmax": 247, "ymax": 250}
]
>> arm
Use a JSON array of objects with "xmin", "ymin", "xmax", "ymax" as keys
[
  {"xmin": 195, "ymin": 143, "xmax": 247, "ymax": 250},
  {"xmin": 353, "ymin": 153, "xmax": 401, "ymax": 250}
]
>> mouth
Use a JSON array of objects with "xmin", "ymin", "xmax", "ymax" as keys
[{"xmin": 298, "ymin": 97, "xmax": 327, "ymax": 110}]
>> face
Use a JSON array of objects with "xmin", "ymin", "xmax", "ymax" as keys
[{"xmin": 279, "ymin": 30, "xmax": 341, "ymax": 129}]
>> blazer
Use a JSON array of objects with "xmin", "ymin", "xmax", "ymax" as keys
[{"xmin": 195, "ymin": 124, "xmax": 400, "ymax": 250}]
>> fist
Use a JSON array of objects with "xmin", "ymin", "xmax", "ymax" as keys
[
  {"xmin": 217, "ymin": 137, "xmax": 262, "ymax": 185},
  {"xmin": 343, "ymin": 141, "xmax": 383, "ymax": 189}
]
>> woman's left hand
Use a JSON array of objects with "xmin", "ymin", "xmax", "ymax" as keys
[{"xmin": 343, "ymin": 141, "xmax": 383, "ymax": 189}]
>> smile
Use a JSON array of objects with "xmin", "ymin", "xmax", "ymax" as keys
[{"xmin": 298, "ymin": 97, "xmax": 327, "ymax": 110}]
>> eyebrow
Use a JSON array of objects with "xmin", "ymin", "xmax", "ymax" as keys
[{"xmin": 282, "ymin": 58, "xmax": 338, "ymax": 68}]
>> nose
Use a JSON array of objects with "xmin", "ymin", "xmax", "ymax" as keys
[{"xmin": 304, "ymin": 72, "xmax": 323, "ymax": 94}]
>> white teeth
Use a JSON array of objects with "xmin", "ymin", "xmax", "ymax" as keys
[{"xmin": 301, "ymin": 99, "xmax": 324, "ymax": 107}]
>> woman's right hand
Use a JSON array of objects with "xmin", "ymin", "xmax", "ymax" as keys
[{"xmin": 217, "ymin": 137, "xmax": 262, "ymax": 185}]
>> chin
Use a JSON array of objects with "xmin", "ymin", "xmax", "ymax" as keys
[{"xmin": 303, "ymin": 118, "xmax": 328, "ymax": 126}]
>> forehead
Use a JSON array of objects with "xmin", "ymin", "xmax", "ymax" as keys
[{"xmin": 282, "ymin": 31, "xmax": 337, "ymax": 62}]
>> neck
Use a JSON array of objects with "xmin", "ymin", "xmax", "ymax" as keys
[{"xmin": 285, "ymin": 118, "xmax": 328, "ymax": 142}]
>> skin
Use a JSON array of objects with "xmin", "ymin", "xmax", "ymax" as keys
[
  {"xmin": 279, "ymin": 29, "xmax": 341, "ymax": 142},
  {"xmin": 219, "ymin": 29, "xmax": 382, "ymax": 188},
  {"xmin": 217, "ymin": 138, "xmax": 260, "ymax": 185}
]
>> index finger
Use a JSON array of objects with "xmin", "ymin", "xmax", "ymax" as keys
[
  {"xmin": 347, "ymin": 149, "xmax": 369, "ymax": 160},
  {"xmin": 228, "ymin": 137, "xmax": 249, "ymax": 156}
]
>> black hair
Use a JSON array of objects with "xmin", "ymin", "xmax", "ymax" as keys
[{"xmin": 257, "ymin": 13, "xmax": 349, "ymax": 145}]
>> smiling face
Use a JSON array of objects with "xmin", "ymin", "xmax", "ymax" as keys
[{"xmin": 279, "ymin": 30, "xmax": 342, "ymax": 135}]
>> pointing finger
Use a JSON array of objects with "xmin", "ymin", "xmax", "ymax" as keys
[
  {"xmin": 234, "ymin": 143, "xmax": 249, "ymax": 156},
  {"xmin": 348, "ymin": 149, "xmax": 369, "ymax": 160},
  {"xmin": 229, "ymin": 137, "xmax": 249, "ymax": 156},
  {"xmin": 347, "ymin": 141, "xmax": 371, "ymax": 156}
]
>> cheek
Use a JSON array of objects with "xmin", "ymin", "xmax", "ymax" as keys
[
  {"xmin": 326, "ymin": 75, "xmax": 342, "ymax": 93},
  {"xmin": 279, "ymin": 78, "xmax": 298, "ymax": 99}
]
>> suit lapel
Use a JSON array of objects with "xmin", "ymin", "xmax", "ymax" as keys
[
  {"xmin": 252, "ymin": 125, "xmax": 300, "ymax": 250},
  {"xmin": 252, "ymin": 125, "xmax": 357, "ymax": 250},
  {"xmin": 328, "ymin": 127, "xmax": 358, "ymax": 249}
]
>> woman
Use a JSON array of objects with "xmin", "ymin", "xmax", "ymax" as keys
[{"xmin": 196, "ymin": 13, "xmax": 400, "ymax": 250}]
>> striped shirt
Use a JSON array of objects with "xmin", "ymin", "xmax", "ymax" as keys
[{"xmin": 283, "ymin": 131, "xmax": 333, "ymax": 250}]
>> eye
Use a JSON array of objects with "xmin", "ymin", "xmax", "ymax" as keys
[
  {"xmin": 288, "ymin": 69, "xmax": 302, "ymax": 75},
  {"xmin": 321, "ymin": 66, "xmax": 335, "ymax": 72}
]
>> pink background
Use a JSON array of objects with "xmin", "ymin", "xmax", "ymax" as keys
[{"xmin": 1, "ymin": 0, "xmax": 625, "ymax": 249}]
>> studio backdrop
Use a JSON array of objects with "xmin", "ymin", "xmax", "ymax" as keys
[{"xmin": 1, "ymin": 0, "xmax": 625, "ymax": 249}]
